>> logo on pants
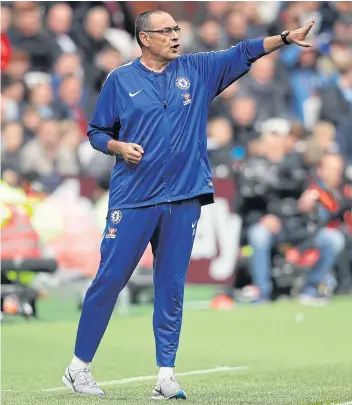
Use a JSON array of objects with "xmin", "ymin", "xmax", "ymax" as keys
[{"xmin": 111, "ymin": 210, "xmax": 122, "ymax": 224}]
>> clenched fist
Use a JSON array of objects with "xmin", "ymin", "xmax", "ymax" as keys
[{"xmin": 108, "ymin": 140, "xmax": 144, "ymax": 164}]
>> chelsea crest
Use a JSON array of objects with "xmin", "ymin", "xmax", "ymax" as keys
[{"xmin": 111, "ymin": 210, "xmax": 122, "ymax": 224}]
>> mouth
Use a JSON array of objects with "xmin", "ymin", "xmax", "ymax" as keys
[{"xmin": 171, "ymin": 44, "xmax": 180, "ymax": 51}]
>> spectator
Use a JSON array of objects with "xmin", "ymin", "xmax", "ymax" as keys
[
  {"xmin": 1, "ymin": 123, "xmax": 24, "ymax": 170},
  {"xmin": 52, "ymin": 52, "xmax": 84, "ymax": 97},
  {"xmin": 28, "ymin": 82, "xmax": 66, "ymax": 120},
  {"xmin": 21, "ymin": 106, "xmax": 42, "ymax": 143},
  {"xmin": 225, "ymin": 11, "xmax": 248, "ymax": 47},
  {"xmin": 87, "ymin": 46, "xmax": 122, "ymax": 93},
  {"xmin": 195, "ymin": 1, "xmax": 229, "ymax": 25},
  {"xmin": 230, "ymin": 95, "xmax": 259, "ymax": 148},
  {"xmin": 189, "ymin": 19, "xmax": 224, "ymax": 53},
  {"xmin": 9, "ymin": 5, "xmax": 57, "ymax": 72},
  {"xmin": 4, "ymin": 50, "xmax": 30, "ymax": 81},
  {"xmin": 289, "ymin": 47, "xmax": 325, "ymax": 124},
  {"xmin": 20, "ymin": 119, "xmax": 80, "ymax": 177},
  {"xmin": 311, "ymin": 120, "xmax": 338, "ymax": 152},
  {"xmin": 297, "ymin": 153, "xmax": 346, "ymax": 304},
  {"xmin": 1, "ymin": 77, "xmax": 26, "ymax": 122},
  {"xmin": 207, "ymin": 117, "xmax": 233, "ymax": 177},
  {"xmin": 239, "ymin": 56, "xmax": 290, "ymax": 123},
  {"xmin": 319, "ymin": 64, "xmax": 352, "ymax": 126},
  {"xmin": 58, "ymin": 75, "xmax": 90, "ymax": 135},
  {"xmin": 46, "ymin": 3, "xmax": 77, "ymax": 54},
  {"xmin": 72, "ymin": 6, "xmax": 110, "ymax": 64},
  {"xmin": 209, "ymin": 82, "xmax": 239, "ymax": 120}
]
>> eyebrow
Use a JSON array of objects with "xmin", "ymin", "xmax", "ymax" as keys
[{"xmin": 160, "ymin": 25, "xmax": 179, "ymax": 30}]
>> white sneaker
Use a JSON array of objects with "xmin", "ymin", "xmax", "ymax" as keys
[
  {"xmin": 152, "ymin": 375, "xmax": 187, "ymax": 400},
  {"xmin": 62, "ymin": 367, "xmax": 104, "ymax": 396}
]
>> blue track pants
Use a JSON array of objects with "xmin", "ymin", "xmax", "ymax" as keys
[{"xmin": 74, "ymin": 198, "xmax": 201, "ymax": 367}]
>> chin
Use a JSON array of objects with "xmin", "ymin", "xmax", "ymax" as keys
[{"xmin": 168, "ymin": 52, "xmax": 180, "ymax": 60}]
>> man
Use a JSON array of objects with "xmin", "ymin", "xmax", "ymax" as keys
[
  {"xmin": 63, "ymin": 10, "xmax": 316, "ymax": 399},
  {"xmin": 297, "ymin": 153, "xmax": 346, "ymax": 303},
  {"xmin": 248, "ymin": 152, "xmax": 346, "ymax": 304}
]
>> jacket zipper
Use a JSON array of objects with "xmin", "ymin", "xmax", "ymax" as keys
[{"xmin": 155, "ymin": 73, "xmax": 170, "ymax": 201}]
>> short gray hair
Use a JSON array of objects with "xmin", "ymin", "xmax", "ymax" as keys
[{"xmin": 135, "ymin": 10, "xmax": 166, "ymax": 48}]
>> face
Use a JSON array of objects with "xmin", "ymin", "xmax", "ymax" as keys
[
  {"xmin": 207, "ymin": 118, "xmax": 232, "ymax": 147},
  {"xmin": 140, "ymin": 12, "xmax": 181, "ymax": 62},
  {"xmin": 3, "ymin": 123, "xmax": 23, "ymax": 152},
  {"xmin": 251, "ymin": 57, "xmax": 275, "ymax": 83},
  {"xmin": 319, "ymin": 155, "xmax": 344, "ymax": 189},
  {"xmin": 199, "ymin": 20, "xmax": 221, "ymax": 47},
  {"xmin": 48, "ymin": 4, "xmax": 72, "ymax": 34},
  {"xmin": 38, "ymin": 121, "xmax": 60, "ymax": 148},
  {"xmin": 231, "ymin": 97, "xmax": 256, "ymax": 126},
  {"xmin": 86, "ymin": 8, "xmax": 109, "ymax": 40},
  {"xmin": 262, "ymin": 134, "xmax": 286, "ymax": 162},
  {"xmin": 23, "ymin": 108, "xmax": 41, "ymax": 131},
  {"xmin": 299, "ymin": 48, "xmax": 317, "ymax": 68},
  {"xmin": 16, "ymin": 10, "xmax": 41, "ymax": 37},
  {"xmin": 30, "ymin": 83, "xmax": 53, "ymax": 105},
  {"xmin": 55, "ymin": 53, "xmax": 81, "ymax": 76},
  {"xmin": 98, "ymin": 49, "xmax": 122, "ymax": 72},
  {"xmin": 59, "ymin": 77, "xmax": 82, "ymax": 106},
  {"xmin": 7, "ymin": 56, "xmax": 30, "ymax": 80},
  {"xmin": 3, "ymin": 82, "xmax": 25, "ymax": 102},
  {"xmin": 227, "ymin": 12, "xmax": 247, "ymax": 38}
]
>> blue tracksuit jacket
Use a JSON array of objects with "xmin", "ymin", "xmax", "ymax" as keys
[{"xmin": 87, "ymin": 39, "xmax": 266, "ymax": 209}]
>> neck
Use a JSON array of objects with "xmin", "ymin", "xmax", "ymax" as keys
[{"xmin": 140, "ymin": 52, "xmax": 169, "ymax": 73}]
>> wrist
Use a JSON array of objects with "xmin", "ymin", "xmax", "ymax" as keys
[
  {"xmin": 107, "ymin": 140, "xmax": 124, "ymax": 156},
  {"xmin": 281, "ymin": 30, "xmax": 292, "ymax": 45}
]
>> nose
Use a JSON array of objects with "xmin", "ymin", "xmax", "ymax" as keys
[{"xmin": 171, "ymin": 28, "xmax": 180, "ymax": 40}]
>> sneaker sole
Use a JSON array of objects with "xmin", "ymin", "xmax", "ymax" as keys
[{"xmin": 152, "ymin": 391, "xmax": 187, "ymax": 400}]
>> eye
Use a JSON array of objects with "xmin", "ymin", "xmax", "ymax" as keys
[{"xmin": 163, "ymin": 28, "xmax": 173, "ymax": 35}]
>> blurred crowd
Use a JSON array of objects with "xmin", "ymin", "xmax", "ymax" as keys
[
  {"xmin": 1, "ymin": 1, "xmax": 352, "ymax": 299},
  {"xmin": 1, "ymin": 1, "xmax": 351, "ymax": 189}
]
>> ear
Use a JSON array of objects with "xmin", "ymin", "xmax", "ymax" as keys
[{"xmin": 139, "ymin": 32, "xmax": 150, "ymax": 48}]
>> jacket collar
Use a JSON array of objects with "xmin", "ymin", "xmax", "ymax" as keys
[{"xmin": 132, "ymin": 57, "xmax": 175, "ymax": 75}]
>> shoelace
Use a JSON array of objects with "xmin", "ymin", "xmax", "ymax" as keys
[
  {"xmin": 72, "ymin": 367, "xmax": 97, "ymax": 388},
  {"xmin": 162, "ymin": 375, "xmax": 180, "ymax": 391}
]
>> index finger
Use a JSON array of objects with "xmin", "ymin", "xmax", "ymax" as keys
[
  {"xmin": 305, "ymin": 16, "xmax": 316, "ymax": 33},
  {"xmin": 131, "ymin": 144, "xmax": 144, "ymax": 154}
]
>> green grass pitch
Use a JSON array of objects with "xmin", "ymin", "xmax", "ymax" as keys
[{"xmin": 2, "ymin": 297, "xmax": 352, "ymax": 405}]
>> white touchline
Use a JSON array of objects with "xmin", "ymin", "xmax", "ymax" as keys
[
  {"xmin": 328, "ymin": 402, "xmax": 352, "ymax": 405},
  {"xmin": 311, "ymin": 402, "xmax": 352, "ymax": 405},
  {"xmin": 43, "ymin": 366, "xmax": 249, "ymax": 392}
]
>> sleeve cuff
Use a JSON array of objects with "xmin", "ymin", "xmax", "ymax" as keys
[
  {"xmin": 247, "ymin": 38, "xmax": 266, "ymax": 58},
  {"xmin": 89, "ymin": 133, "xmax": 113, "ymax": 155}
]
